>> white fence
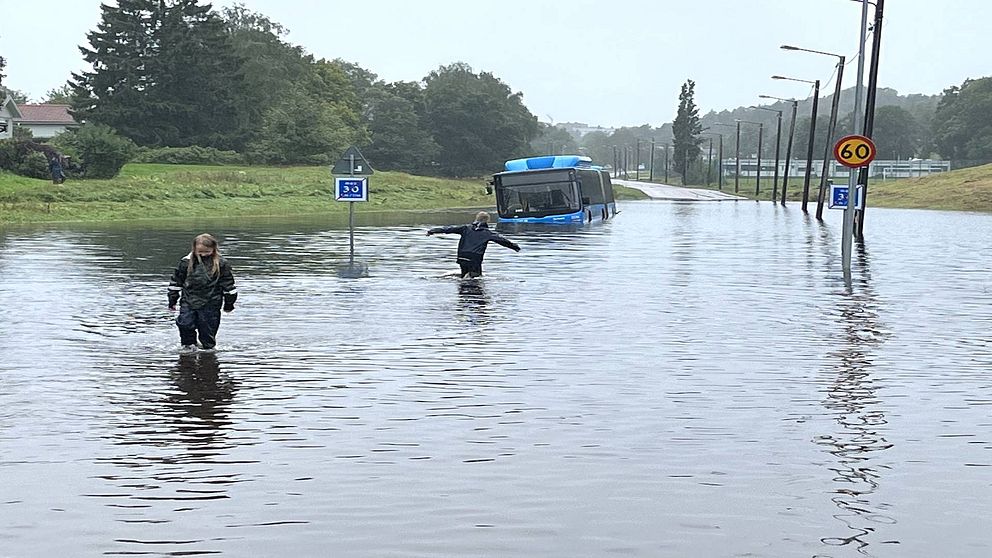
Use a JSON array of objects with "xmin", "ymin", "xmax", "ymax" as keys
[{"xmin": 720, "ymin": 159, "xmax": 951, "ymax": 179}]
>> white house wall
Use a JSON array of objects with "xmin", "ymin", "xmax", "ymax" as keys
[{"xmin": 19, "ymin": 124, "xmax": 71, "ymax": 138}]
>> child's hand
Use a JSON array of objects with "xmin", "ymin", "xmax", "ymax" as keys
[{"xmin": 168, "ymin": 305, "xmax": 176, "ymax": 312}]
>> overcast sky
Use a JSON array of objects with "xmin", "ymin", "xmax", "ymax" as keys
[{"xmin": 2, "ymin": 0, "xmax": 989, "ymax": 127}]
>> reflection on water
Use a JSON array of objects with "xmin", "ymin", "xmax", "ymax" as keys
[
  {"xmin": 816, "ymin": 245, "xmax": 895, "ymax": 555},
  {"xmin": 1, "ymin": 203, "xmax": 991, "ymax": 557}
]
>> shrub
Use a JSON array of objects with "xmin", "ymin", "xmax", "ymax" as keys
[
  {"xmin": 132, "ymin": 145, "xmax": 246, "ymax": 165},
  {"xmin": 52, "ymin": 124, "xmax": 134, "ymax": 179},
  {"xmin": 15, "ymin": 151, "xmax": 49, "ymax": 179},
  {"xmin": 0, "ymin": 139, "xmax": 60, "ymax": 177}
]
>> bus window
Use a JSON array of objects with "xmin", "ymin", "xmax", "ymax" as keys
[
  {"xmin": 600, "ymin": 170, "xmax": 615, "ymax": 204},
  {"xmin": 578, "ymin": 169, "xmax": 605, "ymax": 205}
]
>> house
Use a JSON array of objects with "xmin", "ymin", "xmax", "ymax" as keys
[
  {"xmin": 14, "ymin": 103, "xmax": 78, "ymax": 138},
  {"xmin": 0, "ymin": 95, "xmax": 20, "ymax": 139}
]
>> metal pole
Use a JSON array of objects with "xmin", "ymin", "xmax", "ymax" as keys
[
  {"xmin": 717, "ymin": 135, "xmax": 724, "ymax": 190},
  {"xmin": 781, "ymin": 100, "xmax": 798, "ymax": 205},
  {"xmin": 856, "ymin": 0, "xmax": 884, "ymax": 238},
  {"xmin": 815, "ymin": 57, "xmax": 845, "ymax": 220},
  {"xmin": 664, "ymin": 144, "xmax": 669, "ymax": 183},
  {"xmin": 649, "ymin": 138, "xmax": 656, "ymax": 181},
  {"xmin": 734, "ymin": 122, "xmax": 741, "ymax": 194},
  {"xmin": 348, "ymin": 153, "xmax": 355, "ymax": 262},
  {"xmin": 755, "ymin": 124, "xmax": 763, "ymax": 197},
  {"xmin": 613, "ymin": 145, "xmax": 618, "ymax": 178},
  {"xmin": 772, "ymin": 111, "xmax": 782, "ymax": 200},
  {"xmin": 706, "ymin": 138, "xmax": 713, "ymax": 185},
  {"xmin": 842, "ymin": 0, "xmax": 869, "ymax": 275},
  {"xmin": 635, "ymin": 140, "xmax": 641, "ymax": 181},
  {"xmin": 802, "ymin": 80, "xmax": 821, "ymax": 212}
]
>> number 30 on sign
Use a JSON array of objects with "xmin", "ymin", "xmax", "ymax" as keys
[{"xmin": 833, "ymin": 134, "xmax": 877, "ymax": 168}]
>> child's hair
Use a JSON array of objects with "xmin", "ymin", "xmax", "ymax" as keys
[
  {"xmin": 475, "ymin": 211, "xmax": 490, "ymax": 223},
  {"xmin": 188, "ymin": 233, "xmax": 222, "ymax": 276}
]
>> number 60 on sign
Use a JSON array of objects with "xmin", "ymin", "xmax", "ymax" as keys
[{"xmin": 833, "ymin": 134, "xmax": 877, "ymax": 169}]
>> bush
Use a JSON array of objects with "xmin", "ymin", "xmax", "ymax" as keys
[
  {"xmin": 15, "ymin": 151, "xmax": 49, "ymax": 179},
  {"xmin": 132, "ymin": 145, "xmax": 246, "ymax": 165},
  {"xmin": 52, "ymin": 124, "xmax": 134, "ymax": 179},
  {"xmin": 0, "ymin": 139, "xmax": 60, "ymax": 178}
]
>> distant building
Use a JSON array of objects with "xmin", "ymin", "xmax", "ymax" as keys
[
  {"xmin": 0, "ymin": 96, "xmax": 20, "ymax": 139},
  {"xmin": 721, "ymin": 158, "xmax": 951, "ymax": 179},
  {"xmin": 558, "ymin": 121, "xmax": 615, "ymax": 138},
  {"xmin": 14, "ymin": 103, "xmax": 79, "ymax": 138}
]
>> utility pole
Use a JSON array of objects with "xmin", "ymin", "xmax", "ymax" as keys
[
  {"xmin": 816, "ymin": 58, "xmax": 845, "ymax": 219},
  {"xmin": 664, "ymin": 143, "xmax": 670, "ymax": 183},
  {"xmin": 734, "ymin": 121, "xmax": 741, "ymax": 194},
  {"xmin": 855, "ymin": 0, "xmax": 885, "ymax": 238},
  {"xmin": 803, "ymin": 80, "xmax": 821, "ymax": 211},
  {"xmin": 635, "ymin": 139, "xmax": 641, "ymax": 181},
  {"xmin": 841, "ymin": 0, "xmax": 870, "ymax": 276},
  {"xmin": 706, "ymin": 137, "xmax": 713, "ymax": 185},
  {"xmin": 781, "ymin": 99, "xmax": 798, "ymax": 205},
  {"xmin": 754, "ymin": 104, "xmax": 782, "ymax": 200},
  {"xmin": 649, "ymin": 138, "xmax": 656, "ymax": 181}
]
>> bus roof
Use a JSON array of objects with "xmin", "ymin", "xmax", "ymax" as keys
[{"xmin": 504, "ymin": 155, "xmax": 593, "ymax": 172}]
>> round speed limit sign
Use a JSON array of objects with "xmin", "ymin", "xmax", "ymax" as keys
[{"xmin": 834, "ymin": 134, "xmax": 877, "ymax": 168}]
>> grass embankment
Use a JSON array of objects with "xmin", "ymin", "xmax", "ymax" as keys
[
  {"xmin": 0, "ymin": 163, "xmax": 649, "ymax": 224},
  {"xmin": 682, "ymin": 163, "xmax": 992, "ymax": 212}
]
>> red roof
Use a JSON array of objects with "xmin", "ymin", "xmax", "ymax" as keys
[{"xmin": 16, "ymin": 104, "xmax": 77, "ymax": 124}]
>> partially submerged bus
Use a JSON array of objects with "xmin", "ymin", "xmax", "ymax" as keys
[{"xmin": 492, "ymin": 155, "xmax": 617, "ymax": 223}]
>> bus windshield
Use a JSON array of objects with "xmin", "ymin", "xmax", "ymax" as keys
[{"xmin": 498, "ymin": 180, "xmax": 579, "ymax": 218}]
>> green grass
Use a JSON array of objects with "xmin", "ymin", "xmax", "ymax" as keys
[
  {"xmin": 0, "ymin": 163, "xmax": 650, "ymax": 224},
  {"xmin": 0, "ymin": 163, "xmax": 494, "ymax": 224},
  {"xmin": 678, "ymin": 165, "xmax": 992, "ymax": 212},
  {"xmin": 863, "ymin": 164, "xmax": 992, "ymax": 212}
]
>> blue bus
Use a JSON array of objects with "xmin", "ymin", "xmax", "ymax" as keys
[{"xmin": 492, "ymin": 155, "xmax": 617, "ymax": 223}]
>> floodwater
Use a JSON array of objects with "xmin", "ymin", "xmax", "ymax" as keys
[{"xmin": 1, "ymin": 202, "xmax": 990, "ymax": 558}]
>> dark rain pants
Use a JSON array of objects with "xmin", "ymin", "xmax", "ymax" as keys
[
  {"xmin": 176, "ymin": 303, "xmax": 222, "ymax": 349},
  {"xmin": 457, "ymin": 252, "xmax": 483, "ymax": 278}
]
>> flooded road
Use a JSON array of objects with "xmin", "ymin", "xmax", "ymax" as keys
[{"xmin": 1, "ymin": 202, "xmax": 990, "ymax": 557}]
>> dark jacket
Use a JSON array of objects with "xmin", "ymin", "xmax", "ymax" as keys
[
  {"xmin": 168, "ymin": 254, "xmax": 237, "ymax": 310},
  {"xmin": 428, "ymin": 221, "xmax": 520, "ymax": 257}
]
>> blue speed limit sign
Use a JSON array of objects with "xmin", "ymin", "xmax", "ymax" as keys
[{"xmin": 335, "ymin": 177, "xmax": 368, "ymax": 202}]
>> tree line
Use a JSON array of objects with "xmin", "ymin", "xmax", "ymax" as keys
[{"xmin": 58, "ymin": 0, "xmax": 538, "ymax": 177}]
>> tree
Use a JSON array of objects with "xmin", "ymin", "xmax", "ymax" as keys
[
  {"xmin": 2, "ymin": 87, "xmax": 29, "ymax": 104},
  {"xmin": 422, "ymin": 63, "xmax": 539, "ymax": 176},
  {"xmin": 365, "ymin": 82, "xmax": 438, "ymax": 171},
  {"xmin": 245, "ymin": 85, "xmax": 368, "ymax": 165},
  {"xmin": 871, "ymin": 106, "xmax": 923, "ymax": 159},
  {"xmin": 72, "ymin": 0, "xmax": 246, "ymax": 149},
  {"xmin": 672, "ymin": 80, "xmax": 703, "ymax": 184},
  {"xmin": 0, "ymin": 56, "xmax": 5, "ymax": 88},
  {"xmin": 222, "ymin": 4, "xmax": 313, "ymax": 149},
  {"xmin": 933, "ymin": 76, "xmax": 992, "ymax": 162},
  {"xmin": 44, "ymin": 84, "xmax": 74, "ymax": 104},
  {"xmin": 531, "ymin": 123, "xmax": 578, "ymax": 156}
]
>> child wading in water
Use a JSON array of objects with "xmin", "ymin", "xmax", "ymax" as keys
[
  {"xmin": 168, "ymin": 233, "xmax": 238, "ymax": 351},
  {"xmin": 427, "ymin": 211, "xmax": 521, "ymax": 278}
]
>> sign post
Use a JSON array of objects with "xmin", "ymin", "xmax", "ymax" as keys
[
  {"xmin": 331, "ymin": 146, "xmax": 373, "ymax": 268},
  {"xmin": 833, "ymin": 133, "xmax": 876, "ymax": 275}
]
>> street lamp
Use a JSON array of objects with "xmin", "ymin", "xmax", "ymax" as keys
[
  {"xmin": 781, "ymin": 44, "xmax": 845, "ymax": 220},
  {"xmin": 773, "ymin": 75, "xmax": 821, "ymax": 212},
  {"xmin": 752, "ymin": 104, "xmax": 783, "ymax": 202},
  {"xmin": 759, "ymin": 95, "xmax": 799, "ymax": 205},
  {"xmin": 739, "ymin": 119, "xmax": 763, "ymax": 197},
  {"xmin": 713, "ymin": 122, "xmax": 737, "ymax": 193}
]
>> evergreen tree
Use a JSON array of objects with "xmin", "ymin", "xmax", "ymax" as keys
[
  {"xmin": 149, "ymin": 0, "xmax": 246, "ymax": 148},
  {"xmin": 672, "ymin": 80, "xmax": 703, "ymax": 184},
  {"xmin": 0, "ymin": 56, "xmax": 5, "ymax": 88},
  {"xmin": 72, "ymin": 0, "xmax": 245, "ymax": 148},
  {"xmin": 71, "ymin": 0, "xmax": 159, "ymax": 144}
]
